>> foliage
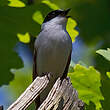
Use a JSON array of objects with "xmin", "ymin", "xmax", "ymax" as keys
[
  {"xmin": 106, "ymin": 72, "xmax": 110, "ymax": 78},
  {"xmin": 42, "ymin": 0, "xmax": 59, "ymax": 10},
  {"xmin": 63, "ymin": 0, "xmax": 110, "ymax": 43},
  {"xmin": 96, "ymin": 48, "xmax": 110, "ymax": 110},
  {"xmin": 0, "ymin": 4, "xmax": 24, "ymax": 86},
  {"xmin": 17, "ymin": 33, "xmax": 30, "ymax": 43},
  {"xmin": 68, "ymin": 64, "xmax": 104, "ymax": 110},
  {"xmin": 96, "ymin": 48, "xmax": 110, "ymax": 61},
  {"xmin": 32, "ymin": 11, "xmax": 44, "ymax": 25},
  {"xmin": 8, "ymin": 0, "xmax": 26, "ymax": 7}
]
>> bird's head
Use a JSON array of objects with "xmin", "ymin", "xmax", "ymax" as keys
[{"xmin": 42, "ymin": 9, "xmax": 71, "ymax": 28}]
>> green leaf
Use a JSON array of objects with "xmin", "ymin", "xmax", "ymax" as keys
[
  {"xmin": 66, "ymin": 18, "xmax": 79, "ymax": 42},
  {"xmin": 96, "ymin": 48, "xmax": 110, "ymax": 61},
  {"xmin": 101, "ymin": 72, "xmax": 110, "ymax": 110},
  {"xmin": 0, "ymin": 3, "xmax": 44, "ymax": 86},
  {"xmin": 106, "ymin": 72, "xmax": 110, "ymax": 79},
  {"xmin": 8, "ymin": 0, "xmax": 26, "ymax": 7},
  {"xmin": 42, "ymin": 0, "xmax": 59, "ymax": 10},
  {"xmin": 68, "ymin": 64, "xmax": 104, "ymax": 110},
  {"xmin": 17, "ymin": 32, "xmax": 30, "ymax": 43},
  {"xmin": 32, "ymin": 11, "xmax": 44, "ymax": 25}
]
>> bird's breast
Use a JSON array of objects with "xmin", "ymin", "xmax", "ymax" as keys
[{"xmin": 36, "ymin": 29, "xmax": 72, "ymax": 78}]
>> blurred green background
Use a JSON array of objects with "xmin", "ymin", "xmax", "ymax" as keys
[{"xmin": 0, "ymin": 0, "xmax": 110, "ymax": 110}]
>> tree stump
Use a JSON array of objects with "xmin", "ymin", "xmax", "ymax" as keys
[{"xmin": 7, "ymin": 72, "xmax": 84, "ymax": 110}]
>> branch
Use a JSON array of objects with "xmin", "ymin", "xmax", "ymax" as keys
[
  {"xmin": 7, "ymin": 73, "xmax": 84, "ymax": 110},
  {"xmin": 7, "ymin": 73, "xmax": 50, "ymax": 110},
  {"xmin": 38, "ymin": 77, "xmax": 84, "ymax": 110}
]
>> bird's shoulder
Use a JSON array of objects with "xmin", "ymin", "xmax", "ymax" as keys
[{"xmin": 34, "ymin": 28, "xmax": 72, "ymax": 49}]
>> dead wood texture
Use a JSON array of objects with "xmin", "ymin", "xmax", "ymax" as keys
[
  {"xmin": 7, "ymin": 72, "xmax": 84, "ymax": 110},
  {"xmin": 0, "ymin": 106, "xmax": 3, "ymax": 110}
]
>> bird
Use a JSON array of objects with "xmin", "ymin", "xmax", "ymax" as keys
[{"xmin": 33, "ymin": 8, "xmax": 72, "ymax": 109}]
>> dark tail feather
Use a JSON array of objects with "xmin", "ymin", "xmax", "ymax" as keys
[
  {"xmin": 61, "ymin": 51, "xmax": 72, "ymax": 79},
  {"xmin": 33, "ymin": 49, "xmax": 40, "ymax": 109}
]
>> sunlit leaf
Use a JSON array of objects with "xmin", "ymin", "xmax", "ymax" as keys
[
  {"xmin": 8, "ymin": 0, "xmax": 26, "ymax": 7},
  {"xmin": 42, "ymin": 0, "xmax": 59, "ymax": 10},
  {"xmin": 17, "ymin": 33, "xmax": 30, "ymax": 43},
  {"xmin": 32, "ymin": 11, "xmax": 44, "ymax": 25},
  {"xmin": 106, "ymin": 72, "xmax": 110, "ymax": 79},
  {"xmin": 96, "ymin": 48, "xmax": 110, "ymax": 61},
  {"xmin": 68, "ymin": 64, "xmax": 104, "ymax": 110},
  {"xmin": 67, "ymin": 18, "xmax": 79, "ymax": 42}
]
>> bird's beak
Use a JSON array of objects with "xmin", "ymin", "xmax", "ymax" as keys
[
  {"xmin": 64, "ymin": 8, "xmax": 71, "ymax": 15},
  {"xmin": 61, "ymin": 8, "xmax": 71, "ymax": 18}
]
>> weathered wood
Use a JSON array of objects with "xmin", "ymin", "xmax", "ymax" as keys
[
  {"xmin": 7, "ymin": 73, "xmax": 50, "ymax": 110},
  {"xmin": 38, "ymin": 77, "xmax": 84, "ymax": 110},
  {"xmin": 7, "ymin": 73, "xmax": 84, "ymax": 110},
  {"xmin": 0, "ymin": 105, "xmax": 3, "ymax": 110}
]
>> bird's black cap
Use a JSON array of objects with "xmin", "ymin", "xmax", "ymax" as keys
[{"xmin": 43, "ymin": 9, "xmax": 71, "ymax": 23}]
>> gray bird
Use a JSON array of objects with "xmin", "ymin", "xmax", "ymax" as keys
[{"xmin": 33, "ymin": 9, "xmax": 72, "ymax": 109}]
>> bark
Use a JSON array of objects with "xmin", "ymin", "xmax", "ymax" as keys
[
  {"xmin": 7, "ymin": 73, "xmax": 84, "ymax": 110},
  {"xmin": 0, "ymin": 106, "xmax": 3, "ymax": 110}
]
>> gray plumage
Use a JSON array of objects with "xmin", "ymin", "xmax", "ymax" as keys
[{"xmin": 34, "ymin": 9, "xmax": 72, "ymax": 106}]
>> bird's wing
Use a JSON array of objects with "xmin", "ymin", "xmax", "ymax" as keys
[
  {"xmin": 33, "ymin": 49, "xmax": 38, "ymax": 80},
  {"xmin": 33, "ymin": 48, "xmax": 41, "ymax": 109},
  {"xmin": 62, "ymin": 50, "xmax": 72, "ymax": 79}
]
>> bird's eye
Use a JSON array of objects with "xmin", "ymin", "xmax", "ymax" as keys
[
  {"xmin": 52, "ymin": 12, "xmax": 55, "ymax": 15},
  {"xmin": 48, "ymin": 15, "xmax": 50, "ymax": 18}
]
